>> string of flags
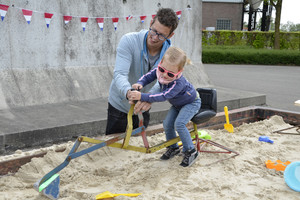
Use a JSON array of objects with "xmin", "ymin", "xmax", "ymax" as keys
[{"xmin": 0, "ymin": 3, "xmax": 185, "ymax": 32}]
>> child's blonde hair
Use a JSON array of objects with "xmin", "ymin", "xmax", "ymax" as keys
[{"xmin": 161, "ymin": 46, "xmax": 192, "ymax": 71}]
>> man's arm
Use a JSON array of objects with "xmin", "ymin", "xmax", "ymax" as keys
[{"xmin": 113, "ymin": 35, "xmax": 134, "ymax": 99}]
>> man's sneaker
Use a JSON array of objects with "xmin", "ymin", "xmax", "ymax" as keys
[
  {"xmin": 160, "ymin": 147, "xmax": 180, "ymax": 160},
  {"xmin": 180, "ymin": 148, "xmax": 199, "ymax": 167}
]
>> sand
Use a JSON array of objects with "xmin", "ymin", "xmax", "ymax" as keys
[{"xmin": 0, "ymin": 115, "xmax": 299, "ymax": 200}]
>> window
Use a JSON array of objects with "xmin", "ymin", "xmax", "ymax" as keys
[{"xmin": 216, "ymin": 19, "xmax": 231, "ymax": 30}]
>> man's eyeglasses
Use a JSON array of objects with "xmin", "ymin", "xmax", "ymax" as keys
[
  {"xmin": 158, "ymin": 62, "xmax": 182, "ymax": 78},
  {"xmin": 149, "ymin": 28, "xmax": 168, "ymax": 41}
]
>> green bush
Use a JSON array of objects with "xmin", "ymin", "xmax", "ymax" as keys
[
  {"xmin": 202, "ymin": 30, "xmax": 300, "ymax": 50},
  {"xmin": 202, "ymin": 46, "xmax": 300, "ymax": 66}
]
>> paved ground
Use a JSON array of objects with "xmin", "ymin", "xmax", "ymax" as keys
[{"xmin": 204, "ymin": 64, "xmax": 300, "ymax": 113}]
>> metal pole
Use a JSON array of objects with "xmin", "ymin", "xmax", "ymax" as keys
[
  {"xmin": 241, "ymin": 0, "xmax": 246, "ymax": 30},
  {"xmin": 261, "ymin": 1, "xmax": 268, "ymax": 31},
  {"xmin": 248, "ymin": 5, "xmax": 253, "ymax": 31}
]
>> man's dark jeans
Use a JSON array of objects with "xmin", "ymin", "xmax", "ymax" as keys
[{"xmin": 105, "ymin": 103, "xmax": 150, "ymax": 135}]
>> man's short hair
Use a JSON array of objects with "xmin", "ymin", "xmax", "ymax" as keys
[{"xmin": 152, "ymin": 8, "xmax": 179, "ymax": 35}]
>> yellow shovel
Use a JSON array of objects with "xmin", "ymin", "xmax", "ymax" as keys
[
  {"xmin": 96, "ymin": 191, "xmax": 141, "ymax": 200},
  {"xmin": 224, "ymin": 106, "xmax": 234, "ymax": 133}
]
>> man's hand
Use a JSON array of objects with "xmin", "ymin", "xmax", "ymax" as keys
[
  {"xmin": 127, "ymin": 89, "xmax": 141, "ymax": 105},
  {"xmin": 134, "ymin": 101, "xmax": 151, "ymax": 114},
  {"xmin": 127, "ymin": 90, "xmax": 135, "ymax": 105},
  {"xmin": 129, "ymin": 91, "xmax": 141, "ymax": 101}
]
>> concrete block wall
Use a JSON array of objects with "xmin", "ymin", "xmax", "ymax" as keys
[{"xmin": 0, "ymin": 0, "xmax": 210, "ymax": 110}]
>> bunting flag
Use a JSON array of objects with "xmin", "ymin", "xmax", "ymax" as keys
[
  {"xmin": 0, "ymin": 5, "xmax": 186, "ymax": 32},
  {"xmin": 0, "ymin": 4, "xmax": 9, "ymax": 21},
  {"xmin": 44, "ymin": 12, "xmax": 53, "ymax": 28},
  {"xmin": 96, "ymin": 17, "xmax": 104, "ymax": 31},
  {"xmin": 176, "ymin": 11, "xmax": 182, "ymax": 20},
  {"xmin": 22, "ymin": 9, "xmax": 33, "ymax": 24},
  {"xmin": 126, "ymin": 15, "xmax": 133, "ymax": 21},
  {"xmin": 80, "ymin": 17, "xmax": 88, "ymax": 31},
  {"xmin": 112, "ymin": 17, "xmax": 119, "ymax": 31},
  {"xmin": 140, "ymin": 15, "xmax": 146, "ymax": 23},
  {"xmin": 63, "ymin": 15, "xmax": 72, "ymax": 25}
]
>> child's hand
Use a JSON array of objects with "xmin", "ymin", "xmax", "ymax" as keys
[
  {"xmin": 132, "ymin": 83, "xmax": 143, "ymax": 91},
  {"xmin": 129, "ymin": 91, "xmax": 141, "ymax": 101}
]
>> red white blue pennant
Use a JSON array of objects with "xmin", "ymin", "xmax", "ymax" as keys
[
  {"xmin": 176, "ymin": 11, "xmax": 182, "ymax": 20},
  {"xmin": 112, "ymin": 17, "xmax": 119, "ymax": 31},
  {"xmin": 44, "ymin": 12, "xmax": 53, "ymax": 28},
  {"xmin": 140, "ymin": 16, "xmax": 146, "ymax": 23},
  {"xmin": 126, "ymin": 15, "xmax": 133, "ymax": 21},
  {"xmin": 63, "ymin": 15, "xmax": 72, "ymax": 24},
  {"xmin": 22, "ymin": 9, "xmax": 33, "ymax": 24},
  {"xmin": 81, "ymin": 17, "xmax": 88, "ymax": 31},
  {"xmin": 96, "ymin": 17, "xmax": 104, "ymax": 31},
  {"xmin": 0, "ymin": 4, "xmax": 9, "ymax": 21}
]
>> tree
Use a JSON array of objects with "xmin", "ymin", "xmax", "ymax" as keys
[
  {"xmin": 290, "ymin": 24, "xmax": 300, "ymax": 32},
  {"xmin": 268, "ymin": 0, "xmax": 282, "ymax": 49},
  {"xmin": 281, "ymin": 21, "xmax": 300, "ymax": 32}
]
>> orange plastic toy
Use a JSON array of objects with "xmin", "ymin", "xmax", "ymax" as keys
[{"xmin": 265, "ymin": 160, "xmax": 291, "ymax": 171}]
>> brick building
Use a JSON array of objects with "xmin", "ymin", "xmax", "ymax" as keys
[{"xmin": 202, "ymin": 0, "xmax": 244, "ymax": 30}]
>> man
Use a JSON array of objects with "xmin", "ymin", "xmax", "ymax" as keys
[{"xmin": 106, "ymin": 8, "xmax": 179, "ymax": 135}]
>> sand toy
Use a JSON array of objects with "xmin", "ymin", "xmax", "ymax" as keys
[
  {"xmin": 224, "ymin": 106, "xmax": 234, "ymax": 133},
  {"xmin": 259, "ymin": 136, "xmax": 274, "ymax": 144},
  {"xmin": 265, "ymin": 160, "xmax": 291, "ymax": 171},
  {"xmin": 193, "ymin": 130, "xmax": 212, "ymax": 140},
  {"xmin": 178, "ymin": 130, "xmax": 212, "ymax": 146},
  {"xmin": 284, "ymin": 161, "xmax": 300, "ymax": 192},
  {"xmin": 96, "ymin": 191, "xmax": 141, "ymax": 199},
  {"xmin": 33, "ymin": 88, "xmax": 239, "ymax": 199}
]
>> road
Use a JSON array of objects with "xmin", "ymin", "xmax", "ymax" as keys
[{"xmin": 203, "ymin": 64, "xmax": 300, "ymax": 113}]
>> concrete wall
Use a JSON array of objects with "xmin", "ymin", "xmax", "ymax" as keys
[
  {"xmin": 202, "ymin": 2, "xmax": 243, "ymax": 30},
  {"xmin": 0, "ymin": 0, "xmax": 210, "ymax": 110}
]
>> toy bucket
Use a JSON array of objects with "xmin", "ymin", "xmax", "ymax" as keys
[{"xmin": 284, "ymin": 161, "xmax": 300, "ymax": 192}]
